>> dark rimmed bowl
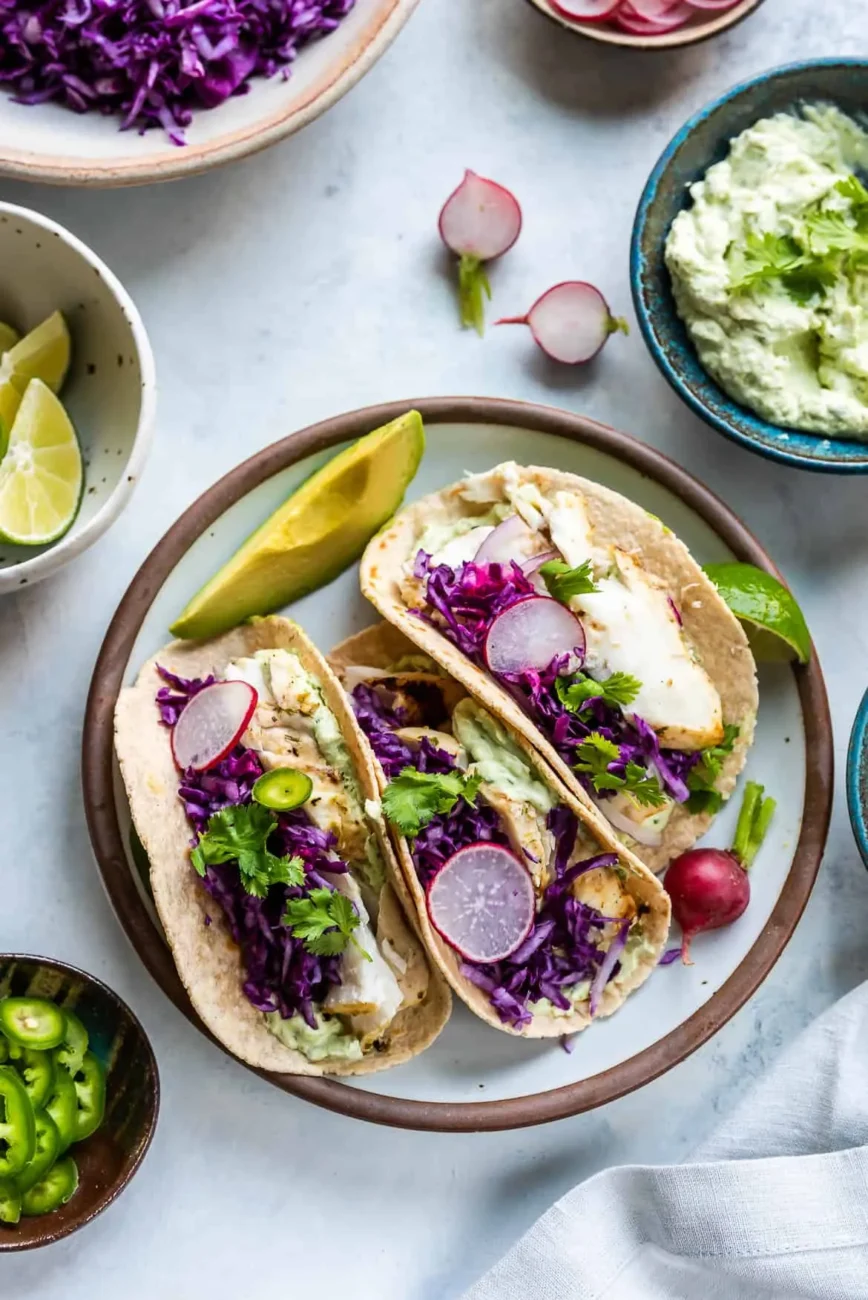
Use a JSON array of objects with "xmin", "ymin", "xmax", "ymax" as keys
[
  {"xmin": 0, "ymin": 955, "xmax": 159, "ymax": 1252},
  {"xmin": 847, "ymin": 691, "xmax": 868, "ymax": 869},
  {"xmin": 631, "ymin": 59, "xmax": 868, "ymax": 474}
]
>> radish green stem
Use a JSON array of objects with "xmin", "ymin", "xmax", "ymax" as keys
[
  {"xmin": 457, "ymin": 255, "xmax": 491, "ymax": 336},
  {"xmin": 732, "ymin": 781, "xmax": 776, "ymax": 869}
]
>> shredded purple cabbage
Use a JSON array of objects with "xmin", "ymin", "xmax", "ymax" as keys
[
  {"xmin": 350, "ymin": 674, "xmax": 629, "ymax": 1029},
  {"xmin": 413, "ymin": 554, "xmax": 699, "ymax": 805},
  {"xmin": 0, "ymin": 0, "xmax": 355, "ymax": 145},
  {"xmin": 156, "ymin": 666, "xmax": 350, "ymax": 1028}
]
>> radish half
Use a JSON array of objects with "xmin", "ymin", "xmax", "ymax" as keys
[
  {"xmin": 497, "ymin": 281, "xmax": 628, "ymax": 364},
  {"xmin": 426, "ymin": 843, "xmax": 535, "ymax": 963},
  {"xmin": 171, "ymin": 680, "xmax": 258, "ymax": 772},
  {"xmin": 439, "ymin": 170, "xmax": 522, "ymax": 336}
]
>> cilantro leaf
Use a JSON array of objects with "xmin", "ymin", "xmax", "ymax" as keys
[
  {"xmin": 190, "ymin": 804, "xmax": 305, "ymax": 897},
  {"xmin": 539, "ymin": 559, "xmax": 599, "ymax": 604},
  {"xmin": 729, "ymin": 231, "xmax": 807, "ymax": 292},
  {"xmin": 282, "ymin": 887, "xmax": 367, "ymax": 959},
  {"xmin": 835, "ymin": 175, "xmax": 868, "ymax": 208},
  {"xmin": 685, "ymin": 724, "xmax": 739, "ymax": 815},
  {"xmin": 556, "ymin": 671, "xmax": 641, "ymax": 714},
  {"xmin": 622, "ymin": 762, "xmax": 670, "ymax": 808},
  {"xmin": 575, "ymin": 733, "xmax": 667, "ymax": 807},
  {"xmin": 381, "ymin": 767, "xmax": 483, "ymax": 838}
]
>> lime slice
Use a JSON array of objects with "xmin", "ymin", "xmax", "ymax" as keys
[
  {"xmin": 0, "ymin": 322, "xmax": 20, "ymax": 354},
  {"xmin": 170, "ymin": 410, "xmax": 426, "ymax": 640},
  {"xmin": 703, "ymin": 562, "xmax": 811, "ymax": 664},
  {"xmin": 0, "ymin": 312, "xmax": 71, "ymax": 457},
  {"xmin": 0, "ymin": 379, "xmax": 83, "ymax": 547}
]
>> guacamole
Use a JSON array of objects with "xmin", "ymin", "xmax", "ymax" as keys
[{"xmin": 665, "ymin": 105, "xmax": 868, "ymax": 437}]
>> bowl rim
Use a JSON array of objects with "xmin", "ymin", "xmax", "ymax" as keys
[
  {"xmin": 847, "ymin": 689, "xmax": 868, "ymax": 870},
  {"xmin": 523, "ymin": 0, "xmax": 764, "ymax": 51},
  {"xmin": 0, "ymin": 951, "xmax": 160, "ymax": 1253},
  {"xmin": 630, "ymin": 57, "xmax": 868, "ymax": 475},
  {"xmin": 0, "ymin": 202, "xmax": 157, "ymax": 595},
  {"xmin": 82, "ymin": 394, "xmax": 833, "ymax": 1133},
  {"xmin": 0, "ymin": 0, "xmax": 420, "ymax": 188}
]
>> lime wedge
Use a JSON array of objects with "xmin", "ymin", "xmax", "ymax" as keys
[
  {"xmin": 171, "ymin": 410, "xmax": 426, "ymax": 640},
  {"xmin": 0, "ymin": 312, "xmax": 71, "ymax": 457},
  {"xmin": 0, "ymin": 322, "xmax": 20, "ymax": 354},
  {"xmin": 0, "ymin": 379, "xmax": 83, "ymax": 546},
  {"xmin": 703, "ymin": 562, "xmax": 811, "ymax": 664}
]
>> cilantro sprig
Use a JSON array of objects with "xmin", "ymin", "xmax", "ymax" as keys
[
  {"xmin": 685, "ymin": 724, "xmax": 739, "ymax": 815},
  {"xmin": 381, "ymin": 767, "xmax": 483, "ymax": 838},
  {"xmin": 574, "ymin": 733, "xmax": 667, "ymax": 808},
  {"xmin": 539, "ymin": 559, "xmax": 599, "ymax": 604},
  {"xmin": 556, "ymin": 671, "xmax": 642, "ymax": 714},
  {"xmin": 190, "ymin": 804, "xmax": 305, "ymax": 897},
  {"xmin": 282, "ymin": 888, "xmax": 369, "ymax": 959}
]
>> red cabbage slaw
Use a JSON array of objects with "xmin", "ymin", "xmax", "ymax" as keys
[
  {"xmin": 411, "ymin": 555, "xmax": 700, "ymax": 806},
  {"xmin": 0, "ymin": 0, "xmax": 355, "ymax": 145},
  {"xmin": 351, "ymin": 680, "xmax": 634, "ymax": 1029},
  {"xmin": 157, "ymin": 666, "xmax": 355, "ymax": 1029}
]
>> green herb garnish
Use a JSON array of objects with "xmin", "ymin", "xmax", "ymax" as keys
[
  {"xmin": 732, "ymin": 781, "xmax": 776, "ymax": 868},
  {"xmin": 381, "ymin": 767, "xmax": 483, "ymax": 838},
  {"xmin": 556, "ymin": 671, "xmax": 642, "ymax": 714},
  {"xmin": 282, "ymin": 889, "xmax": 368, "ymax": 959},
  {"xmin": 539, "ymin": 559, "xmax": 599, "ymax": 604},
  {"xmin": 574, "ymin": 733, "xmax": 667, "ymax": 808},
  {"xmin": 685, "ymin": 724, "xmax": 739, "ymax": 815},
  {"xmin": 190, "ymin": 804, "xmax": 305, "ymax": 897}
]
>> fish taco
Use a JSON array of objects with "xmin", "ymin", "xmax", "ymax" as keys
[
  {"xmin": 329, "ymin": 622, "xmax": 671, "ymax": 1038},
  {"xmin": 360, "ymin": 461, "xmax": 758, "ymax": 873},
  {"xmin": 114, "ymin": 615, "xmax": 450, "ymax": 1077}
]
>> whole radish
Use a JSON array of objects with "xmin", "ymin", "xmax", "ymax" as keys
[
  {"xmin": 439, "ymin": 170, "xmax": 522, "ymax": 335},
  {"xmin": 496, "ymin": 282, "xmax": 628, "ymax": 364},
  {"xmin": 664, "ymin": 781, "xmax": 775, "ymax": 963}
]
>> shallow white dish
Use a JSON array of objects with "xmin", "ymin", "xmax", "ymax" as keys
[
  {"xmin": 0, "ymin": 0, "xmax": 419, "ymax": 187},
  {"xmin": 82, "ymin": 398, "xmax": 831, "ymax": 1130},
  {"xmin": 0, "ymin": 204, "xmax": 155, "ymax": 595}
]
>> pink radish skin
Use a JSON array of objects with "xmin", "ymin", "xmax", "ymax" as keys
[
  {"xmin": 439, "ymin": 171, "xmax": 522, "ymax": 336},
  {"xmin": 497, "ymin": 281, "xmax": 628, "ymax": 365},
  {"xmin": 664, "ymin": 849, "xmax": 750, "ymax": 965},
  {"xmin": 551, "ymin": 0, "xmax": 621, "ymax": 19},
  {"xmin": 615, "ymin": 2, "xmax": 696, "ymax": 32},
  {"xmin": 171, "ymin": 680, "xmax": 258, "ymax": 772}
]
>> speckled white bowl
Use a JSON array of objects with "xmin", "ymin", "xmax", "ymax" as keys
[{"xmin": 0, "ymin": 204, "xmax": 156, "ymax": 595}]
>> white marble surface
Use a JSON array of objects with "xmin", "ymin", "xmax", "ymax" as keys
[{"xmin": 2, "ymin": 0, "xmax": 867, "ymax": 1295}]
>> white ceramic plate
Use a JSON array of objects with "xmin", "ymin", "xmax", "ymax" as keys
[
  {"xmin": 0, "ymin": 0, "xmax": 419, "ymax": 187},
  {"xmin": 83, "ymin": 398, "xmax": 831, "ymax": 1130}
]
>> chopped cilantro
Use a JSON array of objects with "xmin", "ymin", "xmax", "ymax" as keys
[
  {"xmin": 190, "ymin": 804, "xmax": 305, "ymax": 897},
  {"xmin": 685, "ymin": 724, "xmax": 739, "ymax": 815},
  {"xmin": 540, "ymin": 559, "xmax": 599, "ymax": 604},
  {"xmin": 282, "ymin": 888, "xmax": 368, "ymax": 959},
  {"xmin": 556, "ymin": 671, "xmax": 642, "ymax": 714},
  {"xmin": 381, "ymin": 767, "xmax": 483, "ymax": 838},
  {"xmin": 574, "ymin": 733, "xmax": 667, "ymax": 808}
]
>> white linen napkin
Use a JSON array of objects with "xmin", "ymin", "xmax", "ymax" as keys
[{"xmin": 462, "ymin": 983, "xmax": 868, "ymax": 1299}]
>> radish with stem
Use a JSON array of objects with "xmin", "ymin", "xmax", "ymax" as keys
[
  {"xmin": 664, "ymin": 781, "xmax": 776, "ymax": 964},
  {"xmin": 438, "ymin": 170, "xmax": 522, "ymax": 335},
  {"xmin": 496, "ymin": 281, "xmax": 628, "ymax": 364}
]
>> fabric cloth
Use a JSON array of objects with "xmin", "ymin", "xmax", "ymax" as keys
[{"xmin": 462, "ymin": 983, "xmax": 868, "ymax": 1299}]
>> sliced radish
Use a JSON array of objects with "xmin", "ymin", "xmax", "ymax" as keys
[
  {"xmin": 550, "ymin": 0, "xmax": 621, "ymax": 19},
  {"xmin": 496, "ymin": 282, "xmax": 628, "ymax": 365},
  {"xmin": 685, "ymin": 0, "xmax": 741, "ymax": 8},
  {"xmin": 627, "ymin": 0, "xmax": 688, "ymax": 16},
  {"xmin": 484, "ymin": 596, "xmax": 585, "ymax": 676},
  {"xmin": 426, "ymin": 843, "xmax": 535, "ymax": 963},
  {"xmin": 439, "ymin": 170, "xmax": 522, "ymax": 262},
  {"xmin": 171, "ymin": 680, "xmax": 258, "ymax": 772},
  {"xmin": 521, "ymin": 550, "xmax": 559, "ymax": 593},
  {"xmin": 474, "ymin": 514, "xmax": 541, "ymax": 567},
  {"xmin": 615, "ymin": 1, "xmax": 695, "ymax": 31}
]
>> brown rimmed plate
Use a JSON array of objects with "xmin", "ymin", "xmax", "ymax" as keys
[{"xmin": 82, "ymin": 397, "xmax": 831, "ymax": 1132}]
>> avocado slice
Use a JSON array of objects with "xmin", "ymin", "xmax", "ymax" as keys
[{"xmin": 170, "ymin": 410, "xmax": 425, "ymax": 640}]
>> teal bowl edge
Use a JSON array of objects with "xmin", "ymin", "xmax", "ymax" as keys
[
  {"xmin": 630, "ymin": 57, "xmax": 868, "ymax": 475},
  {"xmin": 847, "ymin": 689, "xmax": 868, "ymax": 869}
]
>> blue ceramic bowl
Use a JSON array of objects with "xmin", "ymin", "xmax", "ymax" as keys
[
  {"xmin": 631, "ymin": 59, "xmax": 868, "ymax": 474},
  {"xmin": 847, "ymin": 690, "xmax": 868, "ymax": 869}
]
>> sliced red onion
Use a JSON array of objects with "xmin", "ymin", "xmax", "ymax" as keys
[
  {"xmin": 589, "ymin": 919, "xmax": 631, "ymax": 1016},
  {"xmin": 474, "ymin": 514, "xmax": 541, "ymax": 566},
  {"xmin": 426, "ymin": 843, "xmax": 535, "ymax": 963},
  {"xmin": 171, "ymin": 680, "xmax": 258, "ymax": 772},
  {"xmin": 591, "ymin": 795, "xmax": 664, "ymax": 848},
  {"xmin": 484, "ymin": 596, "xmax": 585, "ymax": 675}
]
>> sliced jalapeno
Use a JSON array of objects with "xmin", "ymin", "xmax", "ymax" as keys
[
  {"xmin": 0, "ymin": 1067, "xmax": 36, "ymax": 1178},
  {"xmin": 10, "ymin": 1047, "xmax": 55, "ymax": 1111},
  {"xmin": 252, "ymin": 767, "xmax": 313, "ymax": 811},
  {"xmin": 0, "ymin": 998, "xmax": 66, "ymax": 1051},
  {"xmin": 55, "ymin": 1011, "xmax": 89, "ymax": 1077},
  {"xmin": 0, "ymin": 1178, "xmax": 21, "ymax": 1225},
  {"xmin": 15, "ymin": 1112, "xmax": 60, "ymax": 1194},
  {"xmin": 21, "ymin": 1156, "xmax": 78, "ymax": 1217},
  {"xmin": 44, "ymin": 1067, "xmax": 77, "ymax": 1154},
  {"xmin": 72, "ymin": 1053, "xmax": 106, "ymax": 1143}
]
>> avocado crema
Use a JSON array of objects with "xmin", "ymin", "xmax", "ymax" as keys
[{"xmin": 666, "ymin": 105, "xmax": 868, "ymax": 437}]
